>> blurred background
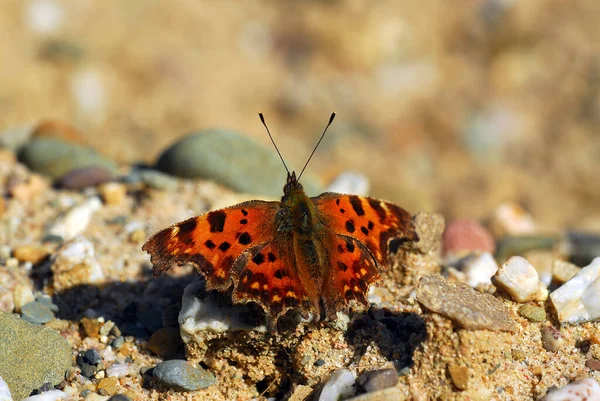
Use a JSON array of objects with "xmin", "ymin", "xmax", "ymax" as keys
[{"xmin": 1, "ymin": 0, "xmax": 599, "ymax": 230}]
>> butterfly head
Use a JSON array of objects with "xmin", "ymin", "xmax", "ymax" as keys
[{"xmin": 283, "ymin": 171, "xmax": 303, "ymax": 196}]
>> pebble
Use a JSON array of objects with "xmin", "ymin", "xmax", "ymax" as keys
[
  {"xmin": 12, "ymin": 245, "xmax": 49, "ymax": 265},
  {"xmin": 552, "ymin": 259, "xmax": 581, "ymax": 285},
  {"xmin": 57, "ymin": 167, "xmax": 113, "ymax": 190},
  {"xmin": 110, "ymin": 337, "xmax": 125, "ymax": 350},
  {"xmin": 31, "ymin": 120, "xmax": 83, "ymax": 145},
  {"xmin": 79, "ymin": 363, "xmax": 96, "ymax": 378},
  {"xmin": 17, "ymin": 137, "xmax": 116, "ymax": 182},
  {"xmin": 13, "ymin": 284, "xmax": 35, "ymax": 312},
  {"xmin": 107, "ymin": 396, "xmax": 131, "ymax": 401},
  {"xmin": 447, "ymin": 365, "xmax": 469, "ymax": 391},
  {"xmin": 518, "ymin": 304, "xmax": 546, "ymax": 322},
  {"xmin": 0, "ymin": 312, "xmax": 71, "ymax": 400},
  {"xmin": 152, "ymin": 360, "xmax": 215, "ymax": 391},
  {"xmin": 0, "ymin": 292, "xmax": 14, "ymax": 313},
  {"xmin": 523, "ymin": 250, "xmax": 554, "ymax": 287},
  {"xmin": 451, "ymin": 252, "xmax": 498, "ymax": 288},
  {"xmin": 492, "ymin": 256, "xmax": 548, "ymax": 302},
  {"xmin": 155, "ymin": 129, "xmax": 321, "ymax": 197},
  {"xmin": 98, "ymin": 183, "xmax": 127, "ymax": 206},
  {"xmin": 21, "ymin": 390, "xmax": 70, "ymax": 400},
  {"xmin": 410, "ymin": 212, "xmax": 445, "ymax": 254},
  {"xmin": 148, "ymin": 327, "xmax": 183, "ymax": 357},
  {"xmin": 105, "ymin": 363, "xmax": 130, "ymax": 378},
  {"xmin": 287, "ymin": 385, "xmax": 313, "ymax": 401},
  {"xmin": 0, "ymin": 375, "xmax": 11, "ymax": 401},
  {"xmin": 355, "ymin": 368, "xmax": 398, "ymax": 393},
  {"xmin": 416, "ymin": 274, "xmax": 516, "ymax": 332},
  {"xmin": 345, "ymin": 388, "xmax": 406, "ymax": 401},
  {"xmin": 540, "ymin": 378, "xmax": 600, "ymax": 401},
  {"xmin": 550, "ymin": 257, "xmax": 600, "ymax": 324},
  {"xmin": 442, "ymin": 219, "xmax": 496, "ymax": 259},
  {"xmin": 47, "ymin": 197, "xmax": 102, "ymax": 241},
  {"xmin": 97, "ymin": 377, "xmax": 119, "ymax": 396},
  {"xmin": 137, "ymin": 169, "xmax": 178, "ymax": 191},
  {"xmin": 490, "ymin": 202, "xmax": 536, "ymax": 237},
  {"xmin": 312, "ymin": 369, "xmax": 356, "ymax": 401},
  {"xmin": 51, "ymin": 237, "xmax": 105, "ymax": 291},
  {"xmin": 21, "ymin": 301, "xmax": 55, "ymax": 324},
  {"xmin": 586, "ymin": 359, "xmax": 600, "ymax": 371},
  {"xmin": 84, "ymin": 349, "xmax": 102, "ymax": 364},
  {"xmin": 540, "ymin": 325, "xmax": 565, "ymax": 352},
  {"xmin": 326, "ymin": 171, "xmax": 370, "ymax": 195},
  {"xmin": 35, "ymin": 295, "xmax": 59, "ymax": 313}
]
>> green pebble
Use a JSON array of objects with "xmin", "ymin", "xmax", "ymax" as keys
[{"xmin": 518, "ymin": 304, "xmax": 547, "ymax": 322}]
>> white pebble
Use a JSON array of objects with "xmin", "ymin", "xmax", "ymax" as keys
[
  {"xmin": 461, "ymin": 252, "xmax": 499, "ymax": 288},
  {"xmin": 26, "ymin": 0, "xmax": 63, "ymax": 34},
  {"xmin": 48, "ymin": 197, "xmax": 102, "ymax": 240},
  {"xmin": 0, "ymin": 375, "xmax": 12, "ymax": 401},
  {"xmin": 106, "ymin": 362, "xmax": 130, "ymax": 378},
  {"xmin": 21, "ymin": 390, "xmax": 70, "ymax": 401},
  {"xmin": 100, "ymin": 346, "xmax": 116, "ymax": 362},
  {"xmin": 550, "ymin": 257, "xmax": 600, "ymax": 324},
  {"xmin": 492, "ymin": 256, "xmax": 548, "ymax": 302},
  {"xmin": 13, "ymin": 284, "xmax": 35, "ymax": 312},
  {"xmin": 491, "ymin": 202, "xmax": 536, "ymax": 236},
  {"xmin": 326, "ymin": 171, "xmax": 370, "ymax": 196},
  {"xmin": 314, "ymin": 369, "xmax": 356, "ymax": 401},
  {"xmin": 540, "ymin": 378, "xmax": 600, "ymax": 401}
]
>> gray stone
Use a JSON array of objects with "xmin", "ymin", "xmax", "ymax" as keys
[
  {"xmin": 0, "ymin": 312, "xmax": 71, "ymax": 400},
  {"xmin": 107, "ymin": 395, "xmax": 132, "ymax": 401},
  {"xmin": 17, "ymin": 137, "xmax": 116, "ymax": 182},
  {"xmin": 57, "ymin": 166, "xmax": 113, "ymax": 189},
  {"xmin": 138, "ymin": 169, "xmax": 178, "ymax": 191},
  {"xmin": 21, "ymin": 301, "xmax": 55, "ymax": 324},
  {"xmin": 153, "ymin": 360, "xmax": 215, "ymax": 391},
  {"xmin": 156, "ymin": 130, "xmax": 322, "ymax": 197},
  {"xmin": 356, "ymin": 368, "xmax": 399, "ymax": 393},
  {"xmin": 416, "ymin": 275, "xmax": 516, "ymax": 332}
]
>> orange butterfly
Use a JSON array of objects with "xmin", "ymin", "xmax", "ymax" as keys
[{"xmin": 143, "ymin": 113, "xmax": 418, "ymax": 329}]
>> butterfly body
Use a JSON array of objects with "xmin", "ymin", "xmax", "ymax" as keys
[{"xmin": 143, "ymin": 170, "xmax": 418, "ymax": 329}]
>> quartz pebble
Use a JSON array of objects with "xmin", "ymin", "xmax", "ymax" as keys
[
  {"xmin": 540, "ymin": 378, "xmax": 600, "ymax": 401},
  {"xmin": 490, "ymin": 201, "xmax": 536, "ymax": 237},
  {"xmin": 106, "ymin": 363, "xmax": 130, "ymax": 378},
  {"xmin": 313, "ymin": 369, "xmax": 356, "ymax": 401},
  {"xmin": 451, "ymin": 252, "xmax": 499, "ymax": 288},
  {"xmin": 540, "ymin": 325, "xmax": 565, "ymax": 352},
  {"xmin": 416, "ymin": 275, "xmax": 516, "ymax": 332},
  {"xmin": 51, "ymin": 237, "xmax": 105, "ymax": 291},
  {"xmin": 549, "ymin": 257, "xmax": 600, "ymax": 324},
  {"xmin": 48, "ymin": 197, "xmax": 102, "ymax": 240},
  {"xmin": 492, "ymin": 256, "xmax": 548, "ymax": 302}
]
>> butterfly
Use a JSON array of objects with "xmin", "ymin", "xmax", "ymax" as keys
[{"xmin": 142, "ymin": 112, "xmax": 419, "ymax": 329}]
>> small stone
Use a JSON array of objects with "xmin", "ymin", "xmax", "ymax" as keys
[
  {"xmin": 47, "ymin": 197, "xmax": 103, "ymax": 241},
  {"xmin": 153, "ymin": 360, "xmax": 215, "ymax": 391},
  {"xmin": 518, "ymin": 304, "xmax": 546, "ymax": 322},
  {"xmin": 312, "ymin": 369, "xmax": 356, "ymax": 401},
  {"xmin": 495, "ymin": 235, "xmax": 559, "ymax": 264},
  {"xmin": 97, "ymin": 377, "xmax": 119, "ymax": 396},
  {"xmin": 492, "ymin": 256, "xmax": 548, "ymax": 302},
  {"xmin": 287, "ymin": 385, "xmax": 313, "ymax": 401},
  {"xmin": 443, "ymin": 219, "xmax": 495, "ymax": 259},
  {"xmin": 524, "ymin": 250, "xmax": 554, "ymax": 286},
  {"xmin": 12, "ymin": 245, "xmax": 49, "ymax": 265},
  {"xmin": 0, "ymin": 292, "xmax": 14, "ymax": 313},
  {"xmin": 81, "ymin": 318, "xmax": 102, "ymax": 338},
  {"xmin": 21, "ymin": 301, "xmax": 54, "ymax": 324},
  {"xmin": 355, "ymin": 368, "xmax": 398, "ymax": 393},
  {"xmin": 128, "ymin": 229, "xmax": 146, "ymax": 244},
  {"xmin": 84, "ymin": 349, "xmax": 102, "ymax": 364},
  {"xmin": 98, "ymin": 183, "xmax": 126, "ymax": 206},
  {"xmin": 110, "ymin": 337, "xmax": 124, "ymax": 349},
  {"xmin": 107, "ymin": 395, "xmax": 131, "ymax": 401},
  {"xmin": 35, "ymin": 295, "xmax": 59, "ymax": 313},
  {"xmin": 448, "ymin": 365, "xmax": 469, "ymax": 391},
  {"xmin": 22, "ymin": 390, "xmax": 70, "ymax": 400},
  {"xmin": 451, "ymin": 252, "xmax": 499, "ymax": 288},
  {"xmin": 591, "ymin": 344, "xmax": 600, "ymax": 359},
  {"xmin": 585, "ymin": 358, "xmax": 600, "ymax": 371},
  {"xmin": 540, "ymin": 378, "xmax": 600, "ymax": 401},
  {"xmin": 416, "ymin": 275, "xmax": 516, "ymax": 332},
  {"xmin": 490, "ymin": 202, "xmax": 536, "ymax": 237},
  {"xmin": 31, "ymin": 120, "xmax": 86, "ymax": 144},
  {"xmin": 313, "ymin": 359, "xmax": 325, "ymax": 367},
  {"xmin": 342, "ymin": 388, "xmax": 406, "ymax": 401},
  {"xmin": 80, "ymin": 363, "xmax": 96, "ymax": 378},
  {"xmin": 566, "ymin": 231, "xmax": 600, "ymax": 267},
  {"xmin": 138, "ymin": 169, "xmax": 178, "ymax": 191},
  {"xmin": 148, "ymin": 327, "xmax": 182, "ymax": 357},
  {"xmin": 541, "ymin": 325, "xmax": 565, "ymax": 352},
  {"xmin": 552, "ymin": 259, "xmax": 581, "ymax": 285},
  {"xmin": 13, "ymin": 284, "xmax": 35, "ymax": 313},
  {"xmin": 410, "ymin": 212, "xmax": 445, "ymax": 254},
  {"xmin": 99, "ymin": 321, "xmax": 115, "ymax": 337},
  {"xmin": 57, "ymin": 167, "xmax": 113, "ymax": 190},
  {"xmin": 52, "ymin": 237, "xmax": 105, "ymax": 291},
  {"xmin": 105, "ymin": 363, "xmax": 130, "ymax": 378}
]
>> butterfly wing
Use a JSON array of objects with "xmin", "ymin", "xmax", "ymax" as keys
[
  {"xmin": 142, "ymin": 200, "xmax": 280, "ymax": 292},
  {"xmin": 312, "ymin": 193, "xmax": 418, "ymax": 268}
]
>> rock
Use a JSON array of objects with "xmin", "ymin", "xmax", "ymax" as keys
[
  {"xmin": 13, "ymin": 284, "xmax": 35, "ymax": 313},
  {"xmin": 450, "ymin": 252, "xmax": 499, "ymax": 288},
  {"xmin": 107, "ymin": 396, "xmax": 131, "ymax": 401},
  {"xmin": 312, "ymin": 369, "xmax": 356, "ymax": 401},
  {"xmin": 97, "ymin": 377, "xmax": 119, "ymax": 396},
  {"xmin": 47, "ymin": 197, "xmax": 102, "ymax": 241},
  {"xmin": 21, "ymin": 390, "xmax": 70, "ymax": 400},
  {"xmin": 98, "ymin": 183, "xmax": 127, "ymax": 206},
  {"xmin": 7, "ymin": 175, "xmax": 48, "ymax": 202},
  {"xmin": 495, "ymin": 235, "xmax": 559, "ymax": 263},
  {"xmin": 12, "ymin": 245, "xmax": 49, "ymax": 265},
  {"xmin": 442, "ymin": 219, "xmax": 495, "ymax": 259},
  {"xmin": 416, "ymin": 275, "xmax": 516, "ymax": 332},
  {"xmin": 137, "ymin": 169, "xmax": 178, "ymax": 191},
  {"xmin": 51, "ymin": 237, "xmax": 105, "ymax": 291},
  {"xmin": 152, "ymin": 360, "xmax": 215, "ymax": 391},
  {"xmin": 586, "ymin": 359, "xmax": 600, "ymax": 371},
  {"xmin": 524, "ymin": 250, "xmax": 554, "ymax": 287},
  {"xmin": 84, "ymin": 349, "xmax": 102, "ymax": 364},
  {"xmin": 31, "ymin": 120, "xmax": 86, "ymax": 144},
  {"xmin": 155, "ymin": 130, "xmax": 321, "ymax": 197},
  {"xmin": 21, "ymin": 301, "xmax": 55, "ymax": 324},
  {"xmin": 57, "ymin": 166, "xmax": 113, "ymax": 189},
  {"xmin": 552, "ymin": 259, "xmax": 581, "ymax": 285},
  {"xmin": 0, "ymin": 312, "xmax": 71, "ymax": 401},
  {"xmin": 355, "ymin": 368, "xmax": 398, "ymax": 393},
  {"xmin": 17, "ymin": 137, "xmax": 116, "ymax": 182},
  {"xmin": 148, "ymin": 327, "xmax": 183, "ymax": 357},
  {"xmin": 518, "ymin": 304, "xmax": 546, "ymax": 322},
  {"xmin": 326, "ymin": 171, "xmax": 370, "ymax": 196},
  {"xmin": 549, "ymin": 257, "xmax": 600, "ymax": 324},
  {"xmin": 287, "ymin": 385, "xmax": 313, "ymax": 401},
  {"xmin": 490, "ymin": 202, "xmax": 536, "ymax": 237},
  {"xmin": 492, "ymin": 256, "xmax": 548, "ymax": 302},
  {"xmin": 410, "ymin": 212, "xmax": 445, "ymax": 254},
  {"xmin": 540, "ymin": 325, "xmax": 565, "ymax": 352},
  {"xmin": 0, "ymin": 375, "xmax": 12, "ymax": 401},
  {"xmin": 540, "ymin": 378, "xmax": 600, "ymax": 401},
  {"xmin": 105, "ymin": 363, "xmax": 130, "ymax": 378},
  {"xmin": 0, "ymin": 292, "xmax": 14, "ymax": 313},
  {"xmin": 346, "ymin": 388, "xmax": 406, "ymax": 401},
  {"xmin": 448, "ymin": 365, "xmax": 469, "ymax": 391}
]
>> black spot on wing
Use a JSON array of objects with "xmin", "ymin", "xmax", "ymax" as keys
[
  {"xmin": 204, "ymin": 240, "xmax": 216, "ymax": 250},
  {"xmin": 240, "ymin": 219, "xmax": 248, "ymax": 225},
  {"xmin": 238, "ymin": 232, "xmax": 252, "ymax": 245},
  {"xmin": 207, "ymin": 210, "xmax": 226, "ymax": 233},
  {"xmin": 274, "ymin": 269, "xmax": 285, "ymax": 279},
  {"xmin": 361, "ymin": 226, "xmax": 369, "ymax": 235},
  {"xmin": 338, "ymin": 262, "xmax": 348, "ymax": 272},
  {"xmin": 368, "ymin": 198, "xmax": 387, "ymax": 223},
  {"xmin": 267, "ymin": 252, "xmax": 277, "ymax": 262},
  {"xmin": 345, "ymin": 220, "xmax": 355, "ymax": 233},
  {"xmin": 345, "ymin": 240, "xmax": 355, "ymax": 253},
  {"xmin": 179, "ymin": 218, "xmax": 198, "ymax": 235},
  {"xmin": 252, "ymin": 252, "xmax": 265, "ymax": 265},
  {"xmin": 241, "ymin": 209, "xmax": 248, "ymax": 216},
  {"xmin": 368, "ymin": 221, "xmax": 374, "ymax": 230},
  {"xmin": 349, "ymin": 196, "xmax": 365, "ymax": 216},
  {"xmin": 337, "ymin": 244, "xmax": 345, "ymax": 253},
  {"xmin": 218, "ymin": 241, "xmax": 231, "ymax": 251}
]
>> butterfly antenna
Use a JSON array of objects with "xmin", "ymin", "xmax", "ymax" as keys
[
  {"xmin": 259, "ymin": 112, "xmax": 290, "ymax": 175},
  {"xmin": 297, "ymin": 112, "xmax": 336, "ymax": 181}
]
